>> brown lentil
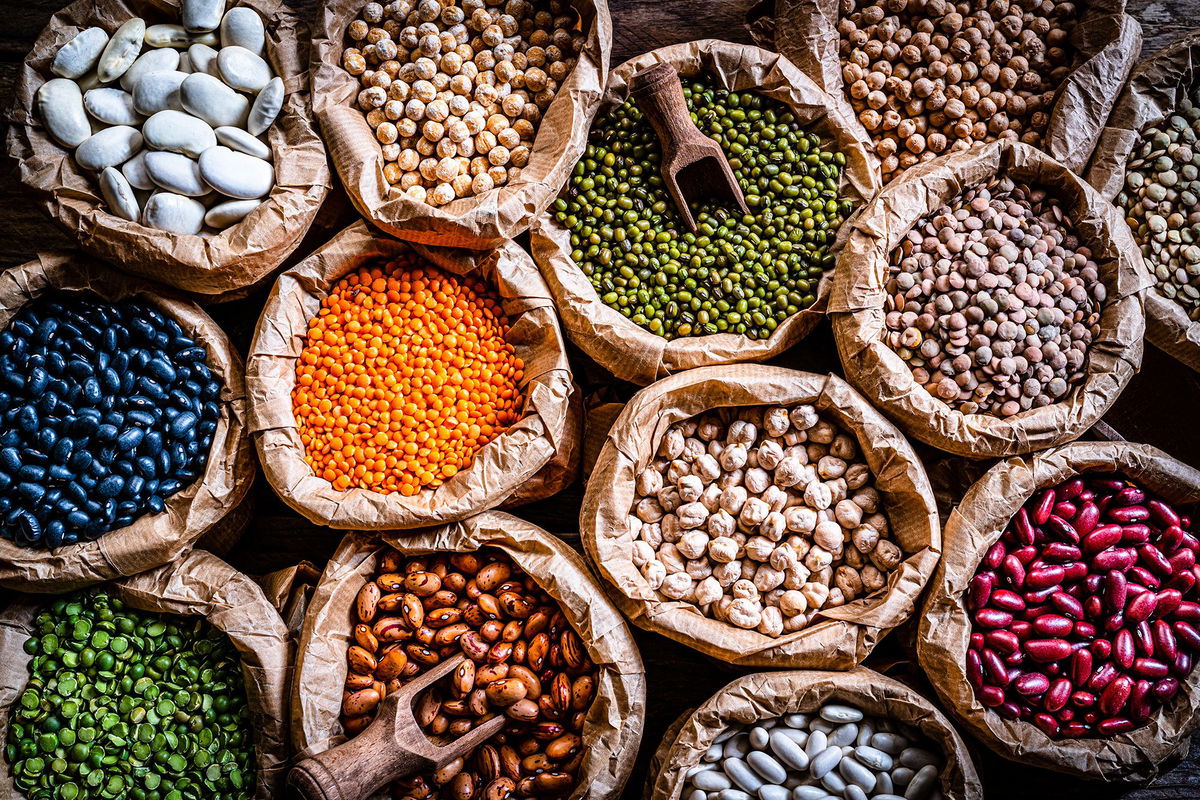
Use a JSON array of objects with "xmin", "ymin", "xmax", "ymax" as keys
[{"xmin": 884, "ymin": 177, "xmax": 1105, "ymax": 417}]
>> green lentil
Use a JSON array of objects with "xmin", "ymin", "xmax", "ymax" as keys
[
  {"xmin": 554, "ymin": 76, "xmax": 855, "ymax": 340},
  {"xmin": 6, "ymin": 592, "xmax": 254, "ymax": 800}
]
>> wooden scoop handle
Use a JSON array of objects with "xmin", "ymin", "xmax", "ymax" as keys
[
  {"xmin": 629, "ymin": 63, "xmax": 705, "ymax": 155},
  {"xmin": 287, "ymin": 694, "xmax": 429, "ymax": 800}
]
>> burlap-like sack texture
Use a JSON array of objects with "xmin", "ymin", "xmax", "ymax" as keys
[
  {"xmin": 7, "ymin": 0, "xmax": 332, "ymax": 299},
  {"xmin": 1086, "ymin": 30, "xmax": 1200, "ymax": 372},
  {"xmin": 0, "ymin": 253, "xmax": 254, "ymax": 592},
  {"xmin": 246, "ymin": 221, "xmax": 577, "ymax": 530},
  {"xmin": 0, "ymin": 549, "xmax": 291, "ymax": 798},
  {"xmin": 647, "ymin": 668, "xmax": 982, "ymax": 800},
  {"xmin": 582, "ymin": 364, "xmax": 940, "ymax": 669},
  {"xmin": 830, "ymin": 139, "xmax": 1151, "ymax": 459},
  {"xmin": 917, "ymin": 441, "xmax": 1200, "ymax": 780},
  {"xmin": 752, "ymin": 0, "xmax": 1142, "ymax": 177},
  {"xmin": 530, "ymin": 39, "xmax": 881, "ymax": 386},
  {"xmin": 291, "ymin": 512, "xmax": 646, "ymax": 800},
  {"xmin": 310, "ymin": 0, "xmax": 610, "ymax": 249}
]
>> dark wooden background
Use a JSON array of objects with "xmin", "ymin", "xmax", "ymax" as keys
[{"xmin": 3, "ymin": 0, "xmax": 1200, "ymax": 797}]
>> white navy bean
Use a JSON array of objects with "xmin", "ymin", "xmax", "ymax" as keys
[
  {"xmin": 686, "ymin": 791, "xmax": 706, "ymax": 800},
  {"xmin": 767, "ymin": 730, "xmax": 808, "ymax": 771},
  {"xmin": 855, "ymin": 722, "xmax": 874, "ymax": 747},
  {"xmin": 828, "ymin": 723, "xmax": 858, "ymax": 747},
  {"xmin": 188, "ymin": 43, "xmax": 220, "ymax": 76},
  {"xmin": 121, "ymin": 151, "xmax": 154, "ymax": 189},
  {"xmin": 182, "ymin": 0, "xmax": 223, "ymax": 33},
  {"xmin": 819, "ymin": 771, "xmax": 845, "ymax": 794},
  {"xmin": 899, "ymin": 748, "xmax": 937, "ymax": 771},
  {"xmin": 808, "ymin": 746, "xmax": 841, "ymax": 780},
  {"xmin": 132, "ymin": 70, "xmax": 188, "ymax": 115},
  {"xmin": 838, "ymin": 757, "xmax": 876, "ymax": 793},
  {"xmin": 819, "ymin": 704, "xmax": 864, "ymax": 724},
  {"xmin": 120, "ymin": 48, "xmax": 180, "ymax": 92},
  {"xmin": 714, "ymin": 729, "xmax": 737, "ymax": 744},
  {"xmin": 142, "ymin": 109, "xmax": 215, "ymax": 157},
  {"xmin": 724, "ymin": 735, "xmax": 750, "ymax": 760},
  {"xmin": 145, "ymin": 24, "xmax": 191, "ymax": 48},
  {"xmin": 757, "ymin": 785, "xmax": 788, "ymax": 800},
  {"xmin": 804, "ymin": 730, "xmax": 826, "ymax": 760},
  {"xmin": 145, "ymin": 150, "xmax": 209, "ymax": 197},
  {"xmin": 220, "ymin": 7, "xmax": 265, "ymax": 54},
  {"xmin": 52, "ymin": 27, "xmax": 109, "ymax": 79},
  {"xmin": 871, "ymin": 733, "xmax": 906, "ymax": 754},
  {"xmin": 877, "ymin": 772, "xmax": 894, "ymax": 794},
  {"xmin": 775, "ymin": 729, "xmax": 806, "ymax": 746},
  {"xmin": 790, "ymin": 788, "xmax": 828, "ymax": 800},
  {"xmin": 181, "ymin": 72, "xmax": 249, "ymax": 127},
  {"xmin": 749, "ymin": 726, "xmax": 769, "ymax": 749},
  {"xmin": 809, "ymin": 720, "xmax": 834, "ymax": 735},
  {"xmin": 717, "ymin": 791, "xmax": 751, "ymax": 800},
  {"xmin": 844, "ymin": 786, "xmax": 868, "ymax": 800},
  {"xmin": 874, "ymin": 795, "xmax": 906, "ymax": 800},
  {"xmin": 217, "ymin": 45, "xmax": 271, "ymax": 93},
  {"xmin": 692, "ymin": 770, "xmax": 731, "ymax": 792},
  {"xmin": 904, "ymin": 764, "xmax": 938, "ymax": 800},
  {"xmin": 853, "ymin": 746, "xmax": 892, "ymax": 771},
  {"xmin": 746, "ymin": 751, "xmax": 786, "ymax": 785},
  {"xmin": 143, "ymin": 192, "xmax": 205, "ymax": 234},
  {"xmin": 38, "ymin": 78, "xmax": 91, "ymax": 148},
  {"xmin": 705, "ymin": 743, "xmax": 724, "ymax": 763},
  {"xmin": 783, "ymin": 714, "xmax": 808, "ymax": 729},
  {"xmin": 76, "ymin": 126, "xmax": 142, "ymax": 170},
  {"xmin": 247, "ymin": 76, "xmax": 283, "ymax": 135},
  {"xmin": 687, "ymin": 763, "xmax": 718, "ymax": 777},
  {"xmin": 99, "ymin": 167, "xmax": 139, "ymax": 221},
  {"xmin": 97, "ymin": 18, "xmax": 145, "ymax": 82},
  {"xmin": 84, "ymin": 88, "xmax": 142, "ymax": 125},
  {"xmin": 891, "ymin": 767, "xmax": 914, "ymax": 787},
  {"xmin": 723, "ymin": 759, "xmax": 763, "ymax": 794}
]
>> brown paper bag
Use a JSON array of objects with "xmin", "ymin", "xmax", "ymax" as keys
[
  {"xmin": 291, "ymin": 512, "xmax": 647, "ymax": 799},
  {"xmin": 917, "ymin": 441, "xmax": 1200, "ymax": 780},
  {"xmin": 0, "ymin": 253, "xmax": 255, "ymax": 592},
  {"xmin": 1085, "ymin": 30, "xmax": 1200, "ymax": 372},
  {"xmin": 830, "ymin": 139, "xmax": 1151, "ymax": 459},
  {"xmin": 582, "ymin": 364, "xmax": 940, "ymax": 669},
  {"xmin": 647, "ymin": 668, "xmax": 983, "ymax": 800},
  {"xmin": 6, "ymin": 0, "xmax": 332, "ymax": 299},
  {"xmin": 753, "ymin": 0, "xmax": 1142, "ymax": 178},
  {"xmin": 530, "ymin": 39, "xmax": 882, "ymax": 386},
  {"xmin": 0, "ymin": 549, "xmax": 292, "ymax": 798},
  {"xmin": 309, "ymin": 0, "xmax": 610, "ymax": 250},
  {"xmin": 246, "ymin": 221, "xmax": 578, "ymax": 530}
]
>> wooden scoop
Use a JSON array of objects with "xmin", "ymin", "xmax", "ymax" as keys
[
  {"xmin": 287, "ymin": 654, "xmax": 506, "ymax": 800},
  {"xmin": 629, "ymin": 62, "xmax": 750, "ymax": 233}
]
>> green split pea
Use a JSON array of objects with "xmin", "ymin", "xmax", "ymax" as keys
[
  {"xmin": 6, "ymin": 592, "xmax": 255, "ymax": 800},
  {"xmin": 553, "ymin": 76, "xmax": 855, "ymax": 340}
]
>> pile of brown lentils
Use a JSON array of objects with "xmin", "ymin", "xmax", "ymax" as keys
[
  {"xmin": 343, "ymin": 546, "xmax": 598, "ymax": 800},
  {"xmin": 884, "ymin": 177, "xmax": 1106, "ymax": 416},
  {"xmin": 837, "ymin": 0, "xmax": 1079, "ymax": 183},
  {"xmin": 343, "ymin": 0, "xmax": 584, "ymax": 207}
]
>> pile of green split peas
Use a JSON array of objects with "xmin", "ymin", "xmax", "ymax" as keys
[
  {"xmin": 553, "ymin": 76, "xmax": 855, "ymax": 340},
  {"xmin": 7, "ymin": 593, "xmax": 254, "ymax": 800}
]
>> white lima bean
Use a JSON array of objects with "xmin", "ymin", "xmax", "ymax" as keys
[
  {"xmin": 631, "ymin": 405, "xmax": 901, "ymax": 637},
  {"xmin": 680, "ymin": 703, "xmax": 947, "ymax": 800},
  {"xmin": 37, "ymin": 1, "xmax": 283, "ymax": 234}
]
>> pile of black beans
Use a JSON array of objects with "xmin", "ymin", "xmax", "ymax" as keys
[{"xmin": 0, "ymin": 293, "xmax": 222, "ymax": 548}]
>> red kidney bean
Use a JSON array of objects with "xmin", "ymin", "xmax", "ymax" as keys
[
  {"xmin": 1173, "ymin": 650, "xmax": 1193, "ymax": 678},
  {"xmin": 1075, "ymin": 503, "xmax": 1100, "ymax": 536},
  {"xmin": 1135, "ymin": 621, "xmax": 1155, "ymax": 657},
  {"xmin": 1033, "ymin": 491, "xmax": 1056, "ymax": 525},
  {"xmin": 979, "ymin": 685, "xmax": 1005, "ymax": 707},
  {"xmin": 1032, "ymin": 713, "xmax": 1059, "ymax": 737},
  {"xmin": 975, "ymin": 608, "xmax": 1013, "ymax": 629},
  {"xmin": 986, "ymin": 630, "xmax": 1021, "ymax": 654},
  {"xmin": 1074, "ymin": 621, "xmax": 1096, "ymax": 639},
  {"xmin": 1103, "ymin": 613, "xmax": 1126, "ymax": 635},
  {"xmin": 1098, "ymin": 675, "xmax": 1133, "ymax": 715},
  {"xmin": 1054, "ymin": 501, "xmax": 1077, "ymax": 520},
  {"xmin": 1061, "ymin": 721, "xmax": 1089, "ymax": 738},
  {"xmin": 1025, "ymin": 639, "xmax": 1071, "ymax": 662},
  {"xmin": 1063, "ymin": 563, "xmax": 1089, "ymax": 582},
  {"xmin": 1043, "ymin": 542, "xmax": 1081, "ymax": 562},
  {"xmin": 997, "ymin": 702, "xmax": 1022, "ymax": 720},
  {"xmin": 1024, "ymin": 586, "xmax": 1058, "ymax": 605},
  {"xmin": 1044, "ymin": 678, "xmax": 1071, "ymax": 711},
  {"xmin": 990, "ymin": 589, "xmax": 1025, "ymax": 612},
  {"xmin": 1149, "ymin": 499, "xmax": 1182, "ymax": 529},
  {"xmin": 1092, "ymin": 638, "xmax": 1113, "ymax": 661},
  {"xmin": 1014, "ymin": 672, "xmax": 1050, "ymax": 696},
  {"xmin": 970, "ymin": 632, "xmax": 985, "ymax": 650},
  {"xmin": 1114, "ymin": 629, "xmax": 1135, "ymax": 669},
  {"xmin": 1014, "ymin": 545, "xmax": 1039, "ymax": 565},
  {"xmin": 1157, "ymin": 588, "xmax": 1184, "ymax": 617},
  {"xmin": 1114, "ymin": 487, "xmax": 1146, "ymax": 507},
  {"xmin": 1162, "ymin": 525, "xmax": 1185, "ymax": 553},
  {"xmin": 1062, "ymin": 477, "xmax": 1086, "ymax": 498},
  {"xmin": 983, "ymin": 649, "xmax": 1010, "ymax": 685},
  {"xmin": 1070, "ymin": 690, "xmax": 1097, "ymax": 708},
  {"xmin": 1085, "ymin": 595, "xmax": 1104, "ymax": 619},
  {"xmin": 1170, "ymin": 549, "xmax": 1197, "ymax": 573},
  {"xmin": 966, "ymin": 649, "xmax": 984, "ymax": 691},
  {"xmin": 1173, "ymin": 620, "xmax": 1200, "ymax": 651},
  {"xmin": 1003, "ymin": 555, "xmax": 1026, "ymax": 589},
  {"xmin": 1010, "ymin": 620, "xmax": 1033, "ymax": 639},
  {"xmin": 1154, "ymin": 620, "xmax": 1178, "ymax": 661},
  {"xmin": 1127, "ymin": 592, "xmax": 1159, "ymax": 622},
  {"xmin": 1130, "ymin": 679, "xmax": 1153, "ymax": 723},
  {"xmin": 1139, "ymin": 544, "xmax": 1174, "ymax": 576},
  {"xmin": 1110, "ymin": 505, "xmax": 1150, "ymax": 524},
  {"xmin": 1129, "ymin": 566, "xmax": 1162, "ymax": 590},
  {"xmin": 969, "ymin": 573, "xmax": 995, "ymax": 610},
  {"xmin": 1097, "ymin": 717, "xmax": 1136, "ymax": 735},
  {"xmin": 984, "ymin": 541, "xmax": 1007, "ymax": 570},
  {"xmin": 1083, "ymin": 525, "xmax": 1123, "ymax": 555},
  {"xmin": 1122, "ymin": 524, "xmax": 1153, "ymax": 544},
  {"xmin": 1133, "ymin": 658, "xmax": 1170, "ymax": 679},
  {"xmin": 1045, "ymin": 515, "xmax": 1079, "ymax": 543},
  {"xmin": 1051, "ymin": 591, "xmax": 1084, "ymax": 619},
  {"xmin": 1153, "ymin": 677, "xmax": 1180, "ymax": 703},
  {"xmin": 1104, "ymin": 570, "xmax": 1128, "ymax": 613},
  {"xmin": 1032, "ymin": 614, "xmax": 1073, "ymax": 637},
  {"xmin": 1088, "ymin": 663, "xmax": 1119, "ymax": 692},
  {"xmin": 1169, "ymin": 569, "xmax": 1200, "ymax": 595},
  {"xmin": 1093, "ymin": 548, "xmax": 1136, "ymax": 571},
  {"xmin": 1015, "ymin": 507, "xmax": 1036, "ymax": 546},
  {"xmin": 1027, "ymin": 565, "xmax": 1065, "ymax": 590}
]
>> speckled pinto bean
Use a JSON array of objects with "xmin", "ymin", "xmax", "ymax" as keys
[
  {"xmin": 966, "ymin": 474, "xmax": 1200, "ymax": 738},
  {"xmin": 884, "ymin": 176, "xmax": 1104, "ymax": 417},
  {"xmin": 630, "ymin": 404, "xmax": 899, "ymax": 638},
  {"xmin": 341, "ymin": 547, "xmax": 598, "ymax": 800},
  {"xmin": 682, "ymin": 702, "xmax": 947, "ymax": 800}
]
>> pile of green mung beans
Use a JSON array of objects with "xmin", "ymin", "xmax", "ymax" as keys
[
  {"xmin": 552, "ymin": 76, "xmax": 854, "ymax": 340},
  {"xmin": 6, "ymin": 592, "xmax": 255, "ymax": 800}
]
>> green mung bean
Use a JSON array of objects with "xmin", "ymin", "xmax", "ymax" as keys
[
  {"xmin": 554, "ymin": 76, "xmax": 854, "ymax": 340},
  {"xmin": 6, "ymin": 592, "xmax": 254, "ymax": 800}
]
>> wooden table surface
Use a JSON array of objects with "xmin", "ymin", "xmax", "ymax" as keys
[{"xmin": 3, "ymin": 0, "xmax": 1200, "ymax": 798}]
